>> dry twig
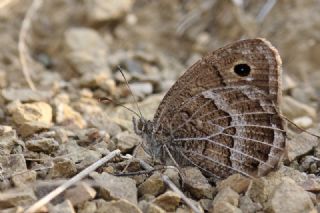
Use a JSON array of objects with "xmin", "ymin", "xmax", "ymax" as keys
[
  {"xmin": 24, "ymin": 149, "xmax": 121, "ymax": 213},
  {"xmin": 19, "ymin": 0, "xmax": 43, "ymax": 91},
  {"xmin": 256, "ymin": 0, "xmax": 277, "ymax": 22},
  {"xmin": 162, "ymin": 175, "xmax": 202, "ymax": 213}
]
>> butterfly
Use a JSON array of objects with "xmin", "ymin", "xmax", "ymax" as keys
[{"xmin": 134, "ymin": 38, "xmax": 286, "ymax": 179}]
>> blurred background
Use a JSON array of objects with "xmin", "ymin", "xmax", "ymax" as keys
[{"xmin": 0, "ymin": 0, "xmax": 319, "ymax": 130}]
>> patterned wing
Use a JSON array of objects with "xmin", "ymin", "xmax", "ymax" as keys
[{"xmin": 152, "ymin": 38, "xmax": 285, "ymax": 178}]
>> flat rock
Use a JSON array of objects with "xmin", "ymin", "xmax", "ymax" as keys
[
  {"xmin": 55, "ymin": 103, "xmax": 87, "ymax": 129},
  {"xmin": 114, "ymin": 131, "xmax": 141, "ymax": 153},
  {"xmin": 96, "ymin": 199, "xmax": 142, "ymax": 213},
  {"xmin": 266, "ymin": 177, "xmax": 314, "ymax": 213},
  {"xmin": 47, "ymin": 158, "xmax": 77, "ymax": 179},
  {"xmin": 152, "ymin": 191, "xmax": 180, "ymax": 211},
  {"xmin": 282, "ymin": 96, "xmax": 317, "ymax": 120},
  {"xmin": 212, "ymin": 201, "xmax": 242, "ymax": 213},
  {"xmin": 292, "ymin": 116, "xmax": 313, "ymax": 129},
  {"xmin": 282, "ymin": 74, "xmax": 297, "ymax": 91},
  {"xmin": 0, "ymin": 70, "xmax": 6, "ymax": 88},
  {"xmin": 87, "ymin": 113, "xmax": 122, "ymax": 137},
  {"xmin": 26, "ymin": 138, "xmax": 59, "ymax": 154},
  {"xmin": 0, "ymin": 126, "xmax": 17, "ymax": 154},
  {"xmin": 85, "ymin": 0, "xmax": 134, "ymax": 23},
  {"xmin": 77, "ymin": 201, "xmax": 97, "ymax": 213},
  {"xmin": 0, "ymin": 154, "xmax": 27, "ymax": 179},
  {"xmin": 64, "ymin": 27, "xmax": 109, "ymax": 75},
  {"xmin": 129, "ymin": 82, "xmax": 153, "ymax": 97},
  {"xmin": 52, "ymin": 127, "xmax": 74, "ymax": 144},
  {"xmin": 64, "ymin": 182, "xmax": 96, "ymax": 206},
  {"xmin": 90, "ymin": 172, "xmax": 137, "ymax": 204},
  {"xmin": 12, "ymin": 170, "xmax": 37, "ymax": 187},
  {"xmin": 239, "ymin": 195, "xmax": 262, "ymax": 213},
  {"xmin": 183, "ymin": 167, "xmax": 214, "ymax": 199},
  {"xmin": 11, "ymin": 102, "xmax": 53, "ymax": 136},
  {"xmin": 213, "ymin": 187, "xmax": 239, "ymax": 207},
  {"xmin": 2, "ymin": 88, "xmax": 52, "ymax": 102},
  {"xmin": 250, "ymin": 165, "xmax": 320, "ymax": 196},
  {"xmin": 0, "ymin": 206, "xmax": 25, "ymax": 213},
  {"xmin": 112, "ymin": 94, "xmax": 163, "ymax": 130},
  {"xmin": 286, "ymin": 130, "xmax": 319, "ymax": 161},
  {"xmin": 80, "ymin": 73, "xmax": 116, "ymax": 94},
  {"xmin": 0, "ymin": 188, "xmax": 37, "ymax": 209},
  {"xmin": 12, "ymin": 102, "xmax": 52, "ymax": 124},
  {"xmin": 217, "ymin": 174, "xmax": 251, "ymax": 194},
  {"xmin": 199, "ymin": 199, "xmax": 212, "ymax": 212},
  {"xmin": 138, "ymin": 173, "xmax": 166, "ymax": 197},
  {"xmin": 139, "ymin": 200, "xmax": 165, "ymax": 213},
  {"xmin": 163, "ymin": 168, "xmax": 180, "ymax": 188},
  {"xmin": 57, "ymin": 140, "xmax": 102, "ymax": 166},
  {"xmin": 49, "ymin": 200, "xmax": 75, "ymax": 213}
]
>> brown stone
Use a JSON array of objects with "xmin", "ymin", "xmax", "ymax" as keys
[
  {"xmin": 0, "ymin": 188, "xmax": 36, "ymax": 209},
  {"xmin": 0, "ymin": 154, "xmax": 27, "ymax": 179},
  {"xmin": 0, "ymin": 126, "xmax": 17, "ymax": 154},
  {"xmin": 85, "ymin": 0, "xmax": 134, "ymax": 23},
  {"xmin": 12, "ymin": 170, "xmax": 37, "ymax": 187},
  {"xmin": 64, "ymin": 27, "xmax": 109, "ymax": 75},
  {"xmin": 139, "ymin": 200, "xmax": 165, "ymax": 213},
  {"xmin": 26, "ymin": 138, "xmax": 59, "ymax": 154},
  {"xmin": 217, "ymin": 174, "xmax": 251, "ymax": 194},
  {"xmin": 152, "ymin": 191, "xmax": 180, "ymax": 211},
  {"xmin": 64, "ymin": 182, "xmax": 96, "ymax": 206},
  {"xmin": 90, "ymin": 172, "xmax": 137, "ymax": 204},
  {"xmin": 49, "ymin": 200, "xmax": 75, "ymax": 213},
  {"xmin": 11, "ymin": 102, "xmax": 52, "ymax": 136},
  {"xmin": 213, "ymin": 187, "xmax": 239, "ymax": 207},
  {"xmin": 55, "ymin": 103, "xmax": 86, "ymax": 129},
  {"xmin": 266, "ymin": 178, "xmax": 314, "ymax": 213},
  {"xmin": 2, "ymin": 88, "xmax": 52, "ymax": 102},
  {"xmin": 286, "ymin": 131, "xmax": 319, "ymax": 161},
  {"xmin": 212, "ymin": 201, "xmax": 242, "ymax": 213},
  {"xmin": 183, "ymin": 167, "xmax": 214, "ymax": 199},
  {"xmin": 138, "ymin": 173, "xmax": 166, "ymax": 197},
  {"xmin": 115, "ymin": 131, "xmax": 141, "ymax": 153},
  {"xmin": 47, "ymin": 158, "xmax": 77, "ymax": 179},
  {"xmin": 96, "ymin": 199, "xmax": 142, "ymax": 213}
]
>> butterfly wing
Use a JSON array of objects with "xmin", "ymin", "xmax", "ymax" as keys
[{"xmin": 152, "ymin": 38, "xmax": 285, "ymax": 178}]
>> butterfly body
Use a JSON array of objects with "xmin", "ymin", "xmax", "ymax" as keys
[{"xmin": 135, "ymin": 38, "xmax": 286, "ymax": 179}]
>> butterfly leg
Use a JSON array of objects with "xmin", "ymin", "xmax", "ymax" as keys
[{"xmin": 163, "ymin": 144, "xmax": 187, "ymax": 186}]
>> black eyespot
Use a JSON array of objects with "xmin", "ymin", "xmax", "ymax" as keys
[{"xmin": 234, "ymin": 63, "xmax": 251, "ymax": 77}]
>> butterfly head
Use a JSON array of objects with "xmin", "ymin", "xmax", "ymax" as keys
[{"xmin": 133, "ymin": 117, "xmax": 164, "ymax": 163}]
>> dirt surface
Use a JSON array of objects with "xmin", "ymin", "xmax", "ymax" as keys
[{"xmin": 0, "ymin": 0, "xmax": 319, "ymax": 212}]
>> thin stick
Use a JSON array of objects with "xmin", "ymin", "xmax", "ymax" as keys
[
  {"xmin": 281, "ymin": 114, "xmax": 320, "ymax": 138},
  {"xmin": 19, "ymin": 0, "xmax": 43, "ymax": 91},
  {"xmin": 176, "ymin": 0, "xmax": 216, "ymax": 36},
  {"xmin": 256, "ymin": 0, "xmax": 277, "ymax": 23},
  {"xmin": 24, "ymin": 149, "xmax": 121, "ymax": 213},
  {"xmin": 162, "ymin": 175, "xmax": 202, "ymax": 213},
  {"xmin": 134, "ymin": 156, "xmax": 202, "ymax": 213}
]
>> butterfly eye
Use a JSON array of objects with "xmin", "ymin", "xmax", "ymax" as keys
[{"xmin": 234, "ymin": 63, "xmax": 251, "ymax": 77}]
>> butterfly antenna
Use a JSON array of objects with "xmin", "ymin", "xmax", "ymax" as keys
[
  {"xmin": 279, "ymin": 113, "xmax": 320, "ymax": 138},
  {"xmin": 272, "ymin": 101, "xmax": 320, "ymax": 138},
  {"xmin": 117, "ymin": 66, "xmax": 143, "ymax": 118},
  {"xmin": 99, "ymin": 97, "xmax": 141, "ymax": 118}
]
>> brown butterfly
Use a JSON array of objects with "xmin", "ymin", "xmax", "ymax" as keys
[{"xmin": 134, "ymin": 38, "xmax": 286, "ymax": 179}]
